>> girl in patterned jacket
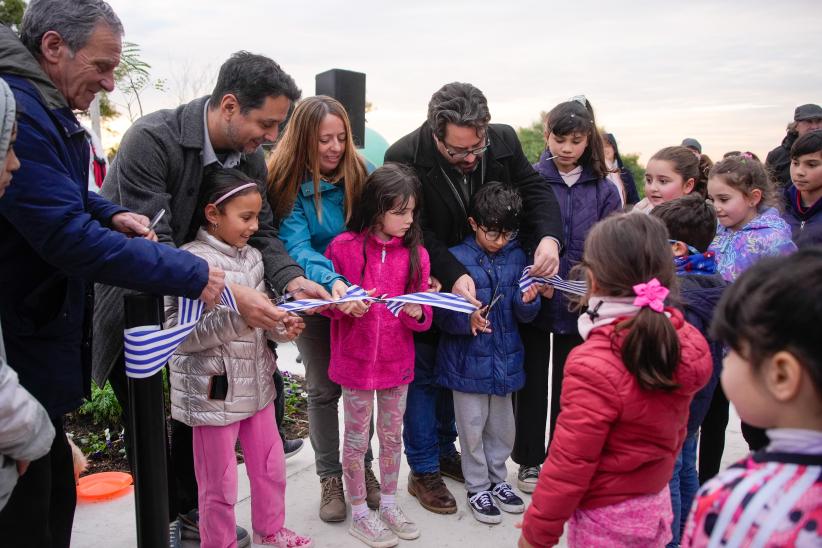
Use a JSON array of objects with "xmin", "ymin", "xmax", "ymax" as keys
[
  {"xmin": 167, "ymin": 169, "xmax": 310, "ymax": 548},
  {"xmin": 683, "ymin": 248, "xmax": 822, "ymax": 548},
  {"xmin": 707, "ymin": 154, "xmax": 796, "ymax": 282}
]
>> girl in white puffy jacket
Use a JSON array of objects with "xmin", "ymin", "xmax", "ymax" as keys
[{"xmin": 166, "ymin": 168, "xmax": 311, "ymax": 548}]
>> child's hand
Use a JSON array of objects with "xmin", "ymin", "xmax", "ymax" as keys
[
  {"xmin": 514, "ymin": 521, "xmax": 534, "ymax": 548},
  {"xmin": 427, "ymin": 276, "xmax": 442, "ymax": 293},
  {"xmin": 402, "ymin": 303, "xmax": 423, "ymax": 320},
  {"xmin": 470, "ymin": 308, "xmax": 492, "ymax": 336},
  {"xmin": 522, "ymin": 285, "xmax": 540, "ymax": 303},
  {"xmin": 336, "ymin": 287, "xmax": 374, "ymax": 317},
  {"xmin": 538, "ymin": 284, "xmax": 555, "ymax": 300}
]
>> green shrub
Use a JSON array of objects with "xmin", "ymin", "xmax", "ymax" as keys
[{"xmin": 77, "ymin": 381, "xmax": 123, "ymax": 427}]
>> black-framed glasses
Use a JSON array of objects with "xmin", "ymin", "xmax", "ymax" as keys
[
  {"xmin": 480, "ymin": 227, "xmax": 518, "ymax": 241},
  {"xmin": 440, "ymin": 137, "xmax": 490, "ymax": 160}
]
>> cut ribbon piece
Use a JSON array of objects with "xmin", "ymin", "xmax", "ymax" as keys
[
  {"xmin": 632, "ymin": 278, "xmax": 669, "ymax": 313},
  {"xmin": 518, "ymin": 266, "xmax": 588, "ymax": 296}
]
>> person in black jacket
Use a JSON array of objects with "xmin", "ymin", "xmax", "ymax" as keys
[
  {"xmin": 602, "ymin": 132, "xmax": 640, "ymax": 206},
  {"xmin": 766, "ymin": 103, "xmax": 822, "ymax": 188},
  {"xmin": 384, "ymin": 82, "xmax": 562, "ymax": 515}
]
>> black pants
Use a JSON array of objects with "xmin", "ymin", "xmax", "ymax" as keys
[
  {"xmin": 698, "ymin": 382, "xmax": 729, "ymax": 484},
  {"xmin": 110, "ymin": 357, "xmax": 288, "ymax": 519},
  {"xmin": 0, "ymin": 417, "xmax": 76, "ymax": 548},
  {"xmin": 512, "ymin": 324, "xmax": 551, "ymax": 467},
  {"xmin": 547, "ymin": 333, "xmax": 584, "ymax": 448}
]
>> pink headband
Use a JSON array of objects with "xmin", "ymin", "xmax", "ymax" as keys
[
  {"xmin": 632, "ymin": 278, "xmax": 669, "ymax": 313},
  {"xmin": 213, "ymin": 182, "xmax": 258, "ymax": 206}
]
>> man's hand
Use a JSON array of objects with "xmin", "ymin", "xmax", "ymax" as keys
[
  {"xmin": 232, "ymin": 283, "xmax": 285, "ymax": 329},
  {"xmin": 531, "ymin": 237, "xmax": 560, "ymax": 278},
  {"xmin": 111, "ymin": 212, "xmax": 157, "ymax": 241},
  {"xmin": 428, "ymin": 276, "xmax": 442, "ymax": 293},
  {"xmin": 522, "ymin": 285, "xmax": 540, "ymax": 303},
  {"xmin": 452, "ymin": 274, "xmax": 481, "ymax": 307},
  {"xmin": 470, "ymin": 308, "xmax": 491, "ymax": 336},
  {"xmin": 199, "ymin": 266, "xmax": 226, "ymax": 307}
]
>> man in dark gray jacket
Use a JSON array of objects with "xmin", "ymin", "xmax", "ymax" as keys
[{"xmin": 94, "ymin": 52, "xmax": 328, "ymax": 546}]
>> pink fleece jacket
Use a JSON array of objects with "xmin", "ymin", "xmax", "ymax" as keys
[{"xmin": 324, "ymin": 230, "xmax": 432, "ymax": 390}]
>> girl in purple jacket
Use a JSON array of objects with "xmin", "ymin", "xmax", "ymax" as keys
[{"xmin": 324, "ymin": 163, "xmax": 432, "ymax": 547}]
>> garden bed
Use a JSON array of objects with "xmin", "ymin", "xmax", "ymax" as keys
[{"xmin": 66, "ymin": 372, "xmax": 309, "ymax": 475}]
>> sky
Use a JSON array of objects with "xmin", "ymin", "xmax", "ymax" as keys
[{"xmin": 102, "ymin": 0, "xmax": 822, "ymax": 163}]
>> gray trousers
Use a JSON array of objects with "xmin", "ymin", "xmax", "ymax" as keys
[
  {"xmin": 296, "ymin": 314, "xmax": 372, "ymax": 478},
  {"xmin": 453, "ymin": 391, "xmax": 515, "ymax": 494}
]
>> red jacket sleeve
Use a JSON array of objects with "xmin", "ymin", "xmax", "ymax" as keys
[{"xmin": 521, "ymin": 349, "xmax": 621, "ymax": 546}]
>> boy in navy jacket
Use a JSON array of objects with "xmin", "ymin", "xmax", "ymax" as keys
[
  {"xmin": 652, "ymin": 194, "xmax": 728, "ymax": 546},
  {"xmin": 434, "ymin": 182, "xmax": 540, "ymax": 525}
]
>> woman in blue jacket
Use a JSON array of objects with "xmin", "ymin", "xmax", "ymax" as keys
[{"xmin": 267, "ymin": 95, "xmax": 373, "ymax": 522}]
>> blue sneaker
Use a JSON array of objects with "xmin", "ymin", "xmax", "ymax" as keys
[
  {"xmin": 179, "ymin": 509, "xmax": 250, "ymax": 547},
  {"xmin": 467, "ymin": 491, "xmax": 501, "ymax": 524},
  {"xmin": 491, "ymin": 482, "xmax": 525, "ymax": 513}
]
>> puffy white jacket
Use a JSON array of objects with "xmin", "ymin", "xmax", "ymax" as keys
[{"xmin": 166, "ymin": 229, "xmax": 277, "ymax": 427}]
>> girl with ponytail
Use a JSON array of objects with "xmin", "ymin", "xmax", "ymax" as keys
[{"xmin": 519, "ymin": 213, "xmax": 712, "ymax": 548}]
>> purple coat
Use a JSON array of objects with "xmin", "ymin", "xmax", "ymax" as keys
[
  {"xmin": 782, "ymin": 185, "xmax": 822, "ymax": 249},
  {"xmin": 532, "ymin": 152, "xmax": 622, "ymax": 333}
]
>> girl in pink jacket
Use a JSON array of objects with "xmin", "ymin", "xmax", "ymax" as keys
[{"xmin": 324, "ymin": 163, "xmax": 432, "ymax": 547}]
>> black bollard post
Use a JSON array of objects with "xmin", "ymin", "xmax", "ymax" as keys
[{"xmin": 124, "ymin": 293, "xmax": 169, "ymax": 548}]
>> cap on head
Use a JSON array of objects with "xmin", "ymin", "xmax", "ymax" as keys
[
  {"xmin": 681, "ymin": 138, "xmax": 702, "ymax": 154},
  {"xmin": 794, "ymin": 104, "xmax": 822, "ymax": 122}
]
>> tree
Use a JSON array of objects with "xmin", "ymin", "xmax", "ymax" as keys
[
  {"xmin": 517, "ymin": 119, "xmax": 545, "ymax": 164},
  {"xmin": 621, "ymin": 153, "xmax": 646, "ymax": 198},
  {"xmin": 0, "ymin": 0, "xmax": 25, "ymax": 31},
  {"xmin": 110, "ymin": 41, "xmax": 165, "ymax": 121}
]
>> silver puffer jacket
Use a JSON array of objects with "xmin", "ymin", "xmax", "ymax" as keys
[{"xmin": 166, "ymin": 229, "xmax": 277, "ymax": 427}]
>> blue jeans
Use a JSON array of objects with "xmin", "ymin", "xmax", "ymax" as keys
[
  {"xmin": 403, "ymin": 340, "xmax": 458, "ymax": 474},
  {"xmin": 668, "ymin": 434, "xmax": 699, "ymax": 547}
]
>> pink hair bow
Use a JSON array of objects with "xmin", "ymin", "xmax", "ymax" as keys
[{"xmin": 632, "ymin": 278, "xmax": 669, "ymax": 313}]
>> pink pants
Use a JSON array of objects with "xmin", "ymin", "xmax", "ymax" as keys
[
  {"xmin": 342, "ymin": 385, "xmax": 408, "ymax": 506},
  {"xmin": 193, "ymin": 404, "xmax": 284, "ymax": 548}
]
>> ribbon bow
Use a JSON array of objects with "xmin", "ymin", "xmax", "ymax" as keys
[{"xmin": 632, "ymin": 278, "xmax": 669, "ymax": 313}]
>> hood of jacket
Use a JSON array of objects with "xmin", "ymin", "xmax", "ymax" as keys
[
  {"xmin": 0, "ymin": 25, "xmax": 69, "ymax": 110},
  {"xmin": 678, "ymin": 273, "xmax": 727, "ymax": 331}
]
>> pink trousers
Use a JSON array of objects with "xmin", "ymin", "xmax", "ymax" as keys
[{"xmin": 193, "ymin": 404, "xmax": 285, "ymax": 548}]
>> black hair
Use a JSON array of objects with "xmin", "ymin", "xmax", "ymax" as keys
[
  {"xmin": 603, "ymin": 132, "xmax": 624, "ymax": 168},
  {"xmin": 210, "ymin": 52, "xmax": 301, "ymax": 114},
  {"xmin": 196, "ymin": 168, "xmax": 262, "ymax": 228},
  {"xmin": 468, "ymin": 181, "xmax": 522, "ymax": 232},
  {"xmin": 348, "ymin": 163, "xmax": 424, "ymax": 293},
  {"xmin": 790, "ymin": 129, "xmax": 822, "ymax": 159},
  {"xmin": 711, "ymin": 247, "xmax": 822, "ymax": 396},
  {"xmin": 545, "ymin": 99, "xmax": 608, "ymax": 180},
  {"xmin": 651, "ymin": 194, "xmax": 717, "ymax": 252}
]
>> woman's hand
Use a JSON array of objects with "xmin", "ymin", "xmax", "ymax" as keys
[{"xmin": 402, "ymin": 303, "xmax": 423, "ymax": 320}]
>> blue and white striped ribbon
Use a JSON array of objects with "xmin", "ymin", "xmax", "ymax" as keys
[
  {"xmin": 276, "ymin": 285, "xmax": 371, "ymax": 313},
  {"xmin": 124, "ymin": 287, "xmax": 239, "ymax": 379},
  {"xmin": 519, "ymin": 266, "xmax": 588, "ymax": 296}
]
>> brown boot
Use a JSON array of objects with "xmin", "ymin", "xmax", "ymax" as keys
[
  {"xmin": 439, "ymin": 452, "xmax": 465, "ymax": 483},
  {"xmin": 407, "ymin": 471, "xmax": 457, "ymax": 514},
  {"xmin": 319, "ymin": 475, "xmax": 347, "ymax": 522},
  {"xmin": 364, "ymin": 466, "xmax": 381, "ymax": 510}
]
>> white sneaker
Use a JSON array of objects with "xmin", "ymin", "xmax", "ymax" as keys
[
  {"xmin": 349, "ymin": 512, "xmax": 399, "ymax": 548},
  {"xmin": 379, "ymin": 504, "xmax": 420, "ymax": 540}
]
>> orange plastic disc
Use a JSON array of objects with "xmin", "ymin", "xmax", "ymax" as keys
[{"xmin": 76, "ymin": 471, "xmax": 133, "ymax": 502}]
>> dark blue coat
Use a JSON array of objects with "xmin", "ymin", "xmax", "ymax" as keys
[
  {"xmin": 434, "ymin": 237, "xmax": 540, "ymax": 396},
  {"xmin": 0, "ymin": 61, "xmax": 208, "ymax": 416},
  {"xmin": 679, "ymin": 273, "xmax": 728, "ymax": 436},
  {"xmin": 531, "ymin": 152, "xmax": 622, "ymax": 333},
  {"xmin": 782, "ymin": 185, "xmax": 822, "ymax": 249}
]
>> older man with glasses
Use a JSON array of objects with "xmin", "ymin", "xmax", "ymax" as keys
[{"xmin": 385, "ymin": 82, "xmax": 563, "ymax": 515}]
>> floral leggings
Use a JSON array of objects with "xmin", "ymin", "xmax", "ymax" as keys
[{"xmin": 341, "ymin": 385, "xmax": 408, "ymax": 505}]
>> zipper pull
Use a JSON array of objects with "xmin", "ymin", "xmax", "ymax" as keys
[
  {"xmin": 381, "ymin": 245, "xmax": 386, "ymax": 263},
  {"xmin": 801, "ymin": 220, "xmax": 806, "ymax": 232}
]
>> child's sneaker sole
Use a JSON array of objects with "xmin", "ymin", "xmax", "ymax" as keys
[
  {"xmin": 517, "ymin": 478, "xmax": 537, "ymax": 493},
  {"xmin": 494, "ymin": 499, "xmax": 525, "ymax": 514},
  {"xmin": 348, "ymin": 527, "xmax": 399, "ymax": 548},
  {"xmin": 470, "ymin": 507, "xmax": 502, "ymax": 525}
]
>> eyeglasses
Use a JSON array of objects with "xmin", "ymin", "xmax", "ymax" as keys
[
  {"xmin": 440, "ymin": 137, "xmax": 490, "ymax": 160},
  {"xmin": 480, "ymin": 227, "xmax": 518, "ymax": 241}
]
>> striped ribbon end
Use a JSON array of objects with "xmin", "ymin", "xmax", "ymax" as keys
[{"xmin": 519, "ymin": 267, "xmax": 588, "ymax": 296}]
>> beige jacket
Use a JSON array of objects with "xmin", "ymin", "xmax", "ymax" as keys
[{"xmin": 166, "ymin": 229, "xmax": 277, "ymax": 427}]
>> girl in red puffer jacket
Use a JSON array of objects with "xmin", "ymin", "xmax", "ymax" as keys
[{"xmin": 518, "ymin": 213, "xmax": 712, "ymax": 547}]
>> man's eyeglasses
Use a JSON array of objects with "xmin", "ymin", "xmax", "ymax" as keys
[
  {"xmin": 480, "ymin": 227, "xmax": 518, "ymax": 241},
  {"xmin": 440, "ymin": 137, "xmax": 490, "ymax": 160}
]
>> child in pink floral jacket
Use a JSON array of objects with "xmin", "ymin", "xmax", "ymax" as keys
[{"xmin": 324, "ymin": 164, "xmax": 432, "ymax": 546}]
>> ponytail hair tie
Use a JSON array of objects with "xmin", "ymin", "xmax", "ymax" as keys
[{"xmin": 632, "ymin": 278, "xmax": 669, "ymax": 313}]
